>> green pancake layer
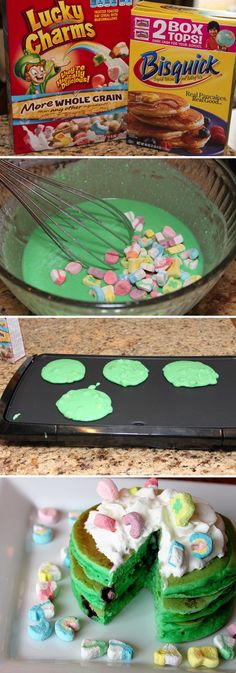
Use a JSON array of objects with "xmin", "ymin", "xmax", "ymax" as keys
[
  {"xmin": 56, "ymin": 385, "xmax": 113, "ymax": 421},
  {"xmin": 156, "ymin": 598, "xmax": 234, "ymax": 643},
  {"xmin": 71, "ymin": 537, "xmax": 157, "ymax": 610},
  {"xmin": 103, "ymin": 359, "xmax": 149, "ymax": 387},
  {"xmin": 162, "ymin": 360, "xmax": 219, "ymax": 388},
  {"xmin": 71, "ymin": 552, "xmax": 155, "ymax": 624},
  {"xmin": 41, "ymin": 358, "xmax": 86, "ymax": 384},
  {"xmin": 161, "ymin": 582, "xmax": 236, "ymax": 618}
]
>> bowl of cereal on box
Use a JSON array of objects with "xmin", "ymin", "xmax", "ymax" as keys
[{"xmin": 0, "ymin": 158, "xmax": 236, "ymax": 315}]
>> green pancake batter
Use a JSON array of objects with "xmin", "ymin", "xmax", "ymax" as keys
[
  {"xmin": 103, "ymin": 358, "xmax": 149, "ymax": 387},
  {"xmin": 41, "ymin": 358, "xmax": 86, "ymax": 384},
  {"xmin": 22, "ymin": 198, "xmax": 204, "ymax": 303},
  {"xmin": 163, "ymin": 361, "xmax": 219, "ymax": 388},
  {"xmin": 56, "ymin": 384, "xmax": 113, "ymax": 421}
]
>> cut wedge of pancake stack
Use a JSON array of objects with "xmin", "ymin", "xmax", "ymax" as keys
[{"xmin": 128, "ymin": 92, "xmax": 211, "ymax": 154}]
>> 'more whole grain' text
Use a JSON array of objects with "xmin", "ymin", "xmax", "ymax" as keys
[{"xmin": 21, "ymin": 92, "xmax": 123, "ymax": 114}]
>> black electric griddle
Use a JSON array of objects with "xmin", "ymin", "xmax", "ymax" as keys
[{"xmin": 0, "ymin": 354, "xmax": 235, "ymax": 448}]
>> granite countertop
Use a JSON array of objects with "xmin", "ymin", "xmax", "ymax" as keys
[
  {"xmin": 0, "ymin": 317, "xmax": 235, "ymax": 476},
  {"xmin": 0, "ymin": 260, "xmax": 235, "ymax": 316},
  {"xmin": 0, "ymin": 114, "xmax": 235, "ymax": 157}
]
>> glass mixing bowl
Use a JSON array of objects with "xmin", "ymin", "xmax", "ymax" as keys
[{"xmin": 0, "ymin": 158, "xmax": 235, "ymax": 316}]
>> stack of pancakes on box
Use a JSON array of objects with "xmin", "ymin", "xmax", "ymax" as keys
[{"xmin": 128, "ymin": 92, "xmax": 211, "ymax": 154}]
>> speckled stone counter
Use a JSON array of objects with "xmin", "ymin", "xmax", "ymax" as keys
[
  {"xmin": 0, "ymin": 317, "xmax": 235, "ymax": 476},
  {"xmin": 0, "ymin": 115, "xmax": 235, "ymax": 156}
]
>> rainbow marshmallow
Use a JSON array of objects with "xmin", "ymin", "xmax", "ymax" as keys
[{"xmin": 189, "ymin": 532, "xmax": 213, "ymax": 559}]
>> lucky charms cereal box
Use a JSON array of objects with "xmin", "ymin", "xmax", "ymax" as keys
[
  {"xmin": 4, "ymin": 0, "xmax": 133, "ymax": 154},
  {"xmin": 0, "ymin": 319, "xmax": 25, "ymax": 363},
  {"xmin": 127, "ymin": 3, "xmax": 236, "ymax": 155}
]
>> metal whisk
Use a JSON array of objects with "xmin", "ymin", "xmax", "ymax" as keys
[{"xmin": 0, "ymin": 160, "xmax": 133, "ymax": 269}]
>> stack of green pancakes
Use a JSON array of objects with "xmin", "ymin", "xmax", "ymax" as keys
[
  {"xmin": 70, "ymin": 506, "xmax": 236, "ymax": 642},
  {"xmin": 149, "ymin": 516, "xmax": 236, "ymax": 642}
]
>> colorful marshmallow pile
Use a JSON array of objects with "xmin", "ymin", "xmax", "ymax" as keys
[
  {"xmin": 167, "ymin": 493, "xmax": 213, "ymax": 571},
  {"xmin": 93, "ymin": 483, "xmax": 214, "ymax": 574},
  {"xmin": 28, "ymin": 503, "xmax": 134, "ymax": 661},
  {"xmin": 32, "ymin": 506, "xmax": 59, "ymax": 544},
  {"xmin": 29, "ymin": 506, "xmax": 81, "ymax": 642},
  {"xmin": 28, "ymin": 558, "xmax": 82, "ymax": 642},
  {"xmin": 81, "ymin": 638, "xmax": 134, "ymax": 661},
  {"xmin": 50, "ymin": 212, "xmax": 202, "ymax": 302},
  {"xmin": 93, "ymin": 477, "xmax": 158, "ymax": 536}
]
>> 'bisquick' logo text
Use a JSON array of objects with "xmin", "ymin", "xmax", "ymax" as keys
[{"xmin": 140, "ymin": 51, "xmax": 220, "ymax": 84}]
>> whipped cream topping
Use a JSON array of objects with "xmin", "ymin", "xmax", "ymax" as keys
[{"xmin": 85, "ymin": 487, "xmax": 226, "ymax": 578}]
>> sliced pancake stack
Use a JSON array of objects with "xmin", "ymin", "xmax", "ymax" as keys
[
  {"xmin": 70, "ymin": 507, "xmax": 236, "ymax": 642},
  {"xmin": 150, "ymin": 516, "xmax": 236, "ymax": 642},
  {"xmin": 70, "ymin": 507, "xmax": 159, "ymax": 624},
  {"xmin": 128, "ymin": 91, "xmax": 211, "ymax": 154}
]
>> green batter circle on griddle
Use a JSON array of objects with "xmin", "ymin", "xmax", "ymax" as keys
[
  {"xmin": 56, "ymin": 384, "xmax": 113, "ymax": 421},
  {"xmin": 163, "ymin": 360, "xmax": 219, "ymax": 388},
  {"xmin": 41, "ymin": 358, "xmax": 86, "ymax": 384},
  {"xmin": 103, "ymin": 358, "xmax": 149, "ymax": 387}
]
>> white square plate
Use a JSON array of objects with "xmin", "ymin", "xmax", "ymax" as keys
[{"xmin": 0, "ymin": 477, "xmax": 235, "ymax": 673}]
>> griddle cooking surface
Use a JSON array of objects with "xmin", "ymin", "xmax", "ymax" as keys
[{"xmin": 4, "ymin": 354, "xmax": 236, "ymax": 430}]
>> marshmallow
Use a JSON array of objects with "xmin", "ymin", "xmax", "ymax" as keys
[
  {"xmin": 94, "ymin": 513, "xmax": 116, "ymax": 532},
  {"xmin": 154, "ymin": 644, "xmax": 182, "ymax": 667},
  {"xmin": 81, "ymin": 639, "xmax": 108, "ymax": 660},
  {"xmin": 37, "ymin": 507, "xmax": 59, "ymax": 525},
  {"xmin": 107, "ymin": 640, "xmax": 134, "ymax": 661},
  {"xmin": 65, "ymin": 261, "xmax": 82, "ymax": 275},
  {"xmin": 55, "ymin": 616, "xmax": 80, "ymax": 641},
  {"xmin": 50, "ymin": 269, "xmax": 66, "ymax": 285},
  {"xmin": 122, "ymin": 512, "xmax": 144, "ymax": 539},
  {"xmin": 28, "ymin": 605, "xmax": 53, "ymax": 642},
  {"xmin": 213, "ymin": 634, "xmax": 235, "ymax": 660},
  {"xmin": 187, "ymin": 647, "xmax": 219, "ymax": 668},
  {"xmin": 97, "ymin": 478, "xmax": 119, "ymax": 501},
  {"xmin": 32, "ymin": 524, "xmax": 53, "ymax": 545},
  {"xmin": 170, "ymin": 492, "xmax": 195, "ymax": 526},
  {"xmin": 38, "ymin": 563, "xmax": 61, "ymax": 582}
]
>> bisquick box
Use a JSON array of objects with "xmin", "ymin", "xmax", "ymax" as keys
[
  {"xmin": 0, "ymin": 319, "xmax": 25, "ymax": 363},
  {"xmin": 127, "ymin": 3, "xmax": 236, "ymax": 155},
  {"xmin": 4, "ymin": 0, "xmax": 133, "ymax": 154}
]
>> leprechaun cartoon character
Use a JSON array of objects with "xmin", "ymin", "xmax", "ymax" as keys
[{"xmin": 14, "ymin": 51, "xmax": 61, "ymax": 94}]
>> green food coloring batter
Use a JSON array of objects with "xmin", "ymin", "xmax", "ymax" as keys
[
  {"xmin": 56, "ymin": 384, "xmax": 113, "ymax": 421},
  {"xmin": 163, "ymin": 361, "xmax": 219, "ymax": 388},
  {"xmin": 13, "ymin": 412, "xmax": 21, "ymax": 421},
  {"xmin": 103, "ymin": 358, "xmax": 149, "ymax": 387},
  {"xmin": 41, "ymin": 358, "xmax": 86, "ymax": 384},
  {"xmin": 22, "ymin": 198, "xmax": 204, "ymax": 303}
]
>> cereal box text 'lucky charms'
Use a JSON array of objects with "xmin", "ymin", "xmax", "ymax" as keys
[
  {"xmin": 127, "ymin": 3, "xmax": 236, "ymax": 155},
  {"xmin": 5, "ymin": 0, "xmax": 133, "ymax": 154}
]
